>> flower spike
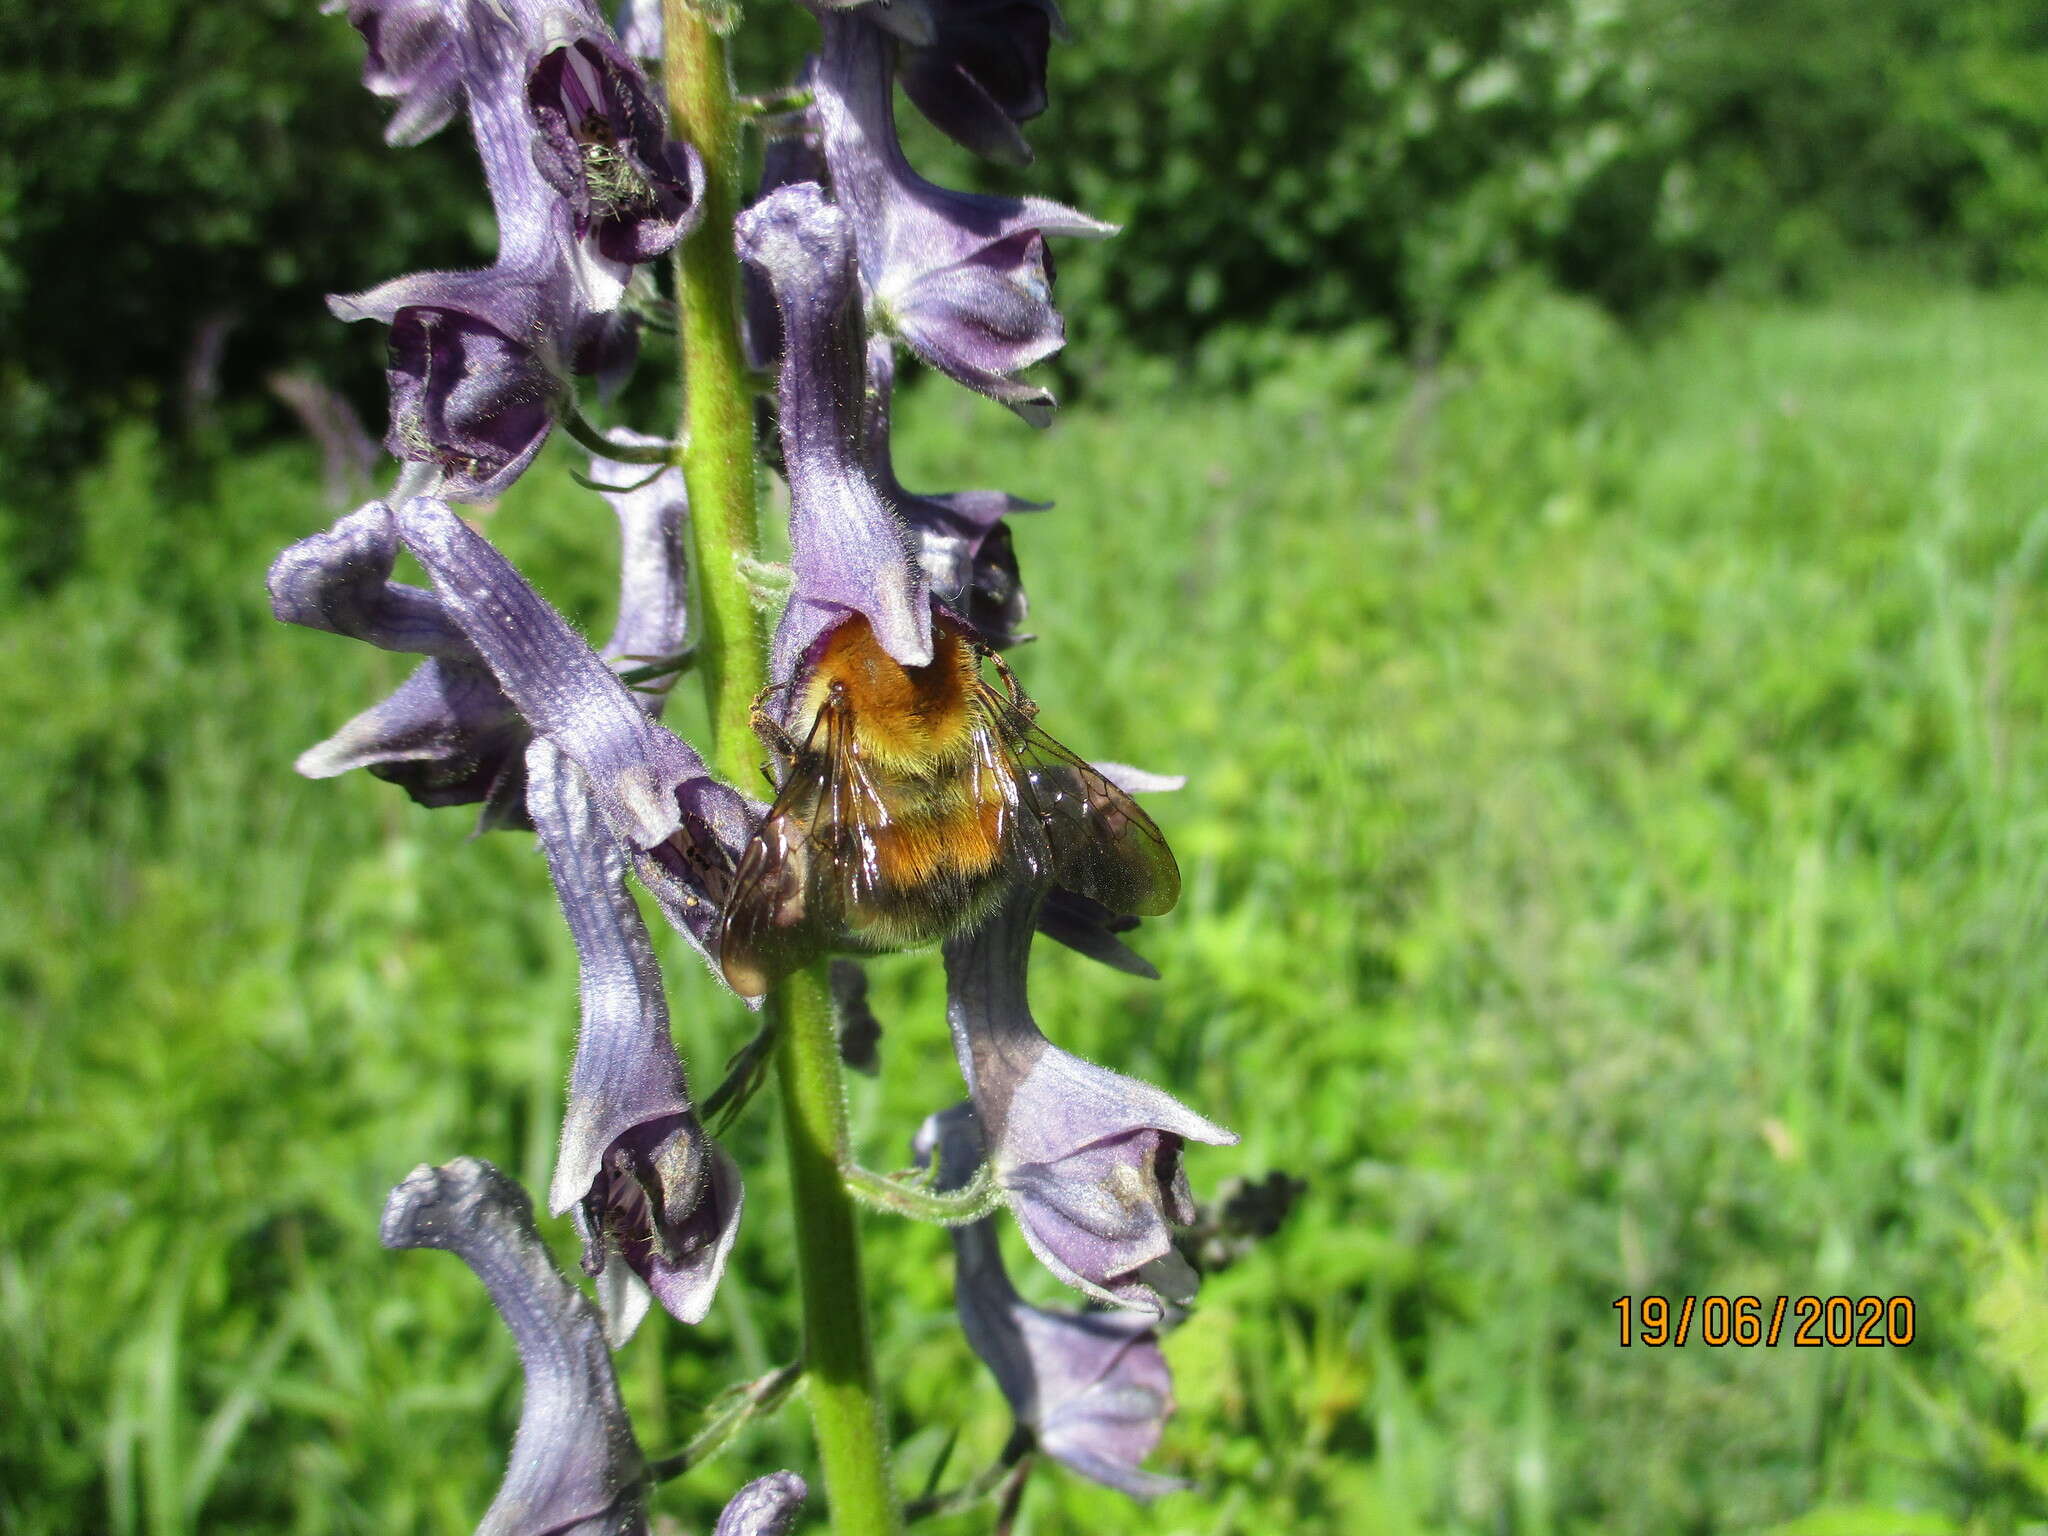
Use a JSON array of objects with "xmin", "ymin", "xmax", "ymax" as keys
[{"xmin": 945, "ymin": 889, "xmax": 1236, "ymax": 1312}]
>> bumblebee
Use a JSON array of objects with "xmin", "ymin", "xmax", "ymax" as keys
[{"xmin": 716, "ymin": 611, "xmax": 1178, "ymax": 997}]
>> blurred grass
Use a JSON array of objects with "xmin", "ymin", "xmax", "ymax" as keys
[{"xmin": 8, "ymin": 275, "xmax": 2048, "ymax": 1533}]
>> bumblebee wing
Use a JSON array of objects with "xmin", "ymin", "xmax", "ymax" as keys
[
  {"xmin": 717, "ymin": 757, "xmax": 832, "ymax": 998},
  {"xmin": 717, "ymin": 701, "xmax": 889, "ymax": 997},
  {"xmin": 985, "ymin": 688, "xmax": 1181, "ymax": 917}
]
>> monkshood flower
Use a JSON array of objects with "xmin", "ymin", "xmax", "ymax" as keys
[
  {"xmin": 529, "ymin": 739, "xmax": 742, "ymax": 1339},
  {"xmin": 892, "ymin": 0, "xmax": 1064, "ymax": 167},
  {"xmin": 587, "ymin": 429, "xmax": 691, "ymax": 704},
  {"xmin": 863, "ymin": 337, "xmax": 1045, "ymax": 648},
  {"xmin": 946, "ymin": 888, "xmax": 1235, "ymax": 1313},
  {"xmin": 812, "ymin": 12, "xmax": 1112, "ymax": 426},
  {"xmin": 518, "ymin": 0, "xmax": 705, "ymax": 264},
  {"xmin": 269, "ymin": 500, "xmax": 532, "ymax": 827},
  {"xmin": 735, "ymin": 182, "xmax": 933, "ymax": 677},
  {"xmin": 381, "ymin": 1157, "xmax": 651, "ymax": 1535},
  {"xmin": 332, "ymin": 3, "xmax": 586, "ymax": 498},
  {"xmin": 391, "ymin": 498, "xmax": 758, "ymax": 962},
  {"xmin": 331, "ymin": 0, "xmax": 699, "ymax": 498},
  {"xmin": 272, "ymin": 442, "xmax": 693, "ymax": 832},
  {"xmin": 917, "ymin": 1106, "xmax": 1185, "ymax": 1499}
]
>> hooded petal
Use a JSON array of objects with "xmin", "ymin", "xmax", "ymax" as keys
[
  {"xmin": 272, "ymin": 503, "xmax": 532, "ymax": 827},
  {"xmin": 331, "ymin": 264, "xmax": 576, "ymax": 503},
  {"xmin": 945, "ymin": 890, "xmax": 1234, "ymax": 1313},
  {"xmin": 397, "ymin": 498, "xmax": 708, "ymax": 847},
  {"xmin": 812, "ymin": 13, "xmax": 1112, "ymax": 423},
  {"xmin": 735, "ymin": 182, "xmax": 932, "ymax": 676},
  {"xmin": 393, "ymin": 499, "xmax": 756, "ymax": 962},
  {"xmin": 741, "ymin": 122, "xmax": 833, "ymax": 375},
  {"xmin": 713, "ymin": 1472, "xmax": 810, "ymax": 1536},
  {"xmin": 528, "ymin": 739, "xmax": 742, "ymax": 1337},
  {"xmin": 267, "ymin": 500, "xmax": 473, "ymax": 655},
  {"xmin": 381, "ymin": 1157, "xmax": 650, "ymax": 1535},
  {"xmin": 297, "ymin": 655, "xmax": 531, "ymax": 821},
  {"xmin": 918, "ymin": 1106, "xmax": 1185, "ymax": 1500}
]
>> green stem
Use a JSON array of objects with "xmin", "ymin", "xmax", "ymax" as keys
[
  {"xmin": 771, "ymin": 966, "xmax": 903, "ymax": 1534},
  {"xmin": 662, "ymin": 7, "xmax": 901, "ymax": 1533},
  {"xmin": 665, "ymin": 0, "xmax": 765, "ymax": 772}
]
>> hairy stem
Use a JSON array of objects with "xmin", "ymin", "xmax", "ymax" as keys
[
  {"xmin": 663, "ymin": 6, "xmax": 901, "ymax": 1533},
  {"xmin": 772, "ymin": 964, "xmax": 903, "ymax": 1534},
  {"xmin": 665, "ymin": 0, "xmax": 764, "ymax": 770}
]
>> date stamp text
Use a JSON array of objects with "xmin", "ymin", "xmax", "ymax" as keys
[{"xmin": 1612, "ymin": 1295, "xmax": 1916, "ymax": 1347}]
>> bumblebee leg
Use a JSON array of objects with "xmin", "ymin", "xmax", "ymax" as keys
[
  {"xmin": 750, "ymin": 689, "xmax": 802, "ymax": 761},
  {"xmin": 984, "ymin": 648, "xmax": 1039, "ymax": 720}
]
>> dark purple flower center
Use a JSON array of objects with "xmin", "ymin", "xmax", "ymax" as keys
[
  {"xmin": 537, "ymin": 44, "xmax": 660, "ymax": 224},
  {"xmin": 386, "ymin": 304, "xmax": 561, "ymax": 489}
]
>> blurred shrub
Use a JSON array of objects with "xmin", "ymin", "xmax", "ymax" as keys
[
  {"xmin": 0, "ymin": 0, "xmax": 480, "ymax": 582},
  {"xmin": 1020, "ymin": 0, "xmax": 2048, "ymax": 367}
]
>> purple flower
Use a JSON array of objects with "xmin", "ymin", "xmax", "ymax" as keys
[
  {"xmin": 918, "ymin": 1107, "xmax": 1185, "ymax": 1499},
  {"xmin": 741, "ymin": 121, "xmax": 832, "ymax": 376},
  {"xmin": 273, "ymin": 462, "xmax": 696, "ymax": 835},
  {"xmin": 530, "ymin": 739, "xmax": 742, "ymax": 1337},
  {"xmin": 736, "ymin": 182, "xmax": 932, "ymax": 678},
  {"xmin": 946, "ymin": 889, "xmax": 1235, "ymax": 1313},
  {"xmin": 303, "ymin": 655, "xmax": 535, "ymax": 827},
  {"xmin": 329, "ymin": 0, "xmax": 466, "ymax": 147},
  {"xmin": 334, "ymin": 265, "xmax": 581, "ymax": 500},
  {"xmin": 812, "ymin": 13, "xmax": 1112, "ymax": 425},
  {"xmin": 519, "ymin": 0, "xmax": 705, "ymax": 263},
  {"xmin": 390, "ymin": 498, "xmax": 757, "ymax": 963},
  {"xmin": 269, "ymin": 502, "xmax": 532, "ymax": 827},
  {"xmin": 585, "ymin": 429, "xmax": 691, "ymax": 701},
  {"xmin": 862, "ymin": 338, "xmax": 1045, "ymax": 648},
  {"xmin": 894, "ymin": 0, "xmax": 1064, "ymax": 167},
  {"xmin": 331, "ymin": 2, "xmax": 585, "ymax": 499},
  {"xmin": 714, "ymin": 1473, "xmax": 809, "ymax": 1536},
  {"xmin": 381, "ymin": 1157, "xmax": 650, "ymax": 1536},
  {"xmin": 331, "ymin": 0, "xmax": 697, "ymax": 498}
]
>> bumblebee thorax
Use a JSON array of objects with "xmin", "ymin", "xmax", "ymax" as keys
[{"xmin": 797, "ymin": 616, "xmax": 982, "ymax": 773}]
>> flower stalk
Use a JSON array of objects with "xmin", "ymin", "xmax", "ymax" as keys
[{"xmin": 662, "ymin": 4, "xmax": 901, "ymax": 1532}]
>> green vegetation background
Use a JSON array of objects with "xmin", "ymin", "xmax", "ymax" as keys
[{"xmin": 8, "ymin": 0, "xmax": 2048, "ymax": 1533}]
